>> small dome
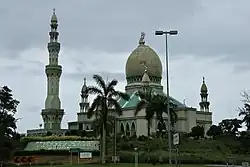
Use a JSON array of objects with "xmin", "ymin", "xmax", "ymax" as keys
[
  {"xmin": 125, "ymin": 33, "xmax": 162, "ymax": 83},
  {"xmin": 141, "ymin": 69, "xmax": 150, "ymax": 84},
  {"xmin": 201, "ymin": 77, "xmax": 208, "ymax": 92},
  {"xmin": 81, "ymin": 78, "xmax": 88, "ymax": 98},
  {"xmin": 51, "ymin": 8, "xmax": 58, "ymax": 23}
]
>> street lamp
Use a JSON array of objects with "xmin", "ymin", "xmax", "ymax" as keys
[{"xmin": 155, "ymin": 30, "xmax": 178, "ymax": 166}]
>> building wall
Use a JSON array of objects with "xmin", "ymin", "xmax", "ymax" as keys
[
  {"xmin": 196, "ymin": 111, "xmax": 212, "ymax": 134},
  {"xmin": 68, "ymin": 107, "xmax": 212, "ymax": 136}
]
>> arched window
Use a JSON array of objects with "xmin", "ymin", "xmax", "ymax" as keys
[
  {"xmin": 125, "ymin": 123, "xmax": 130, "ymax": 136},
  {"xmin": 131, "ymin": 122, "xmax": 136, "ymax": 136},
  {"xmin": 120, "ymin": 123, "xmax": 125, "ymax": 134}
]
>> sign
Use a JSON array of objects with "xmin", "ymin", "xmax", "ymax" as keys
[
  {"xmin": 173, "ymin": 133, "xmax": 179, "ymax": 145},
  {"xmin": 80, "ymin": 152, "xmax": 92, "ymax": 159},
  {"xmin": 242, "ymin": 162, "xmax": 249, "ymax": 167}
]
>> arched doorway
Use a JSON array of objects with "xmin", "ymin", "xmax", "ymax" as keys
[
  {"xmin": 120, "ymin": 123, "xmax": 125, "ymax": 134},
  {"xmin": 125, "ymin": 123, "xmax": 130, "ymax": 136},
  {"xmin": 131, "ymin": 122, "xmax": 136, "ymax": 136}
]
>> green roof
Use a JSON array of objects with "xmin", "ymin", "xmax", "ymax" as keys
[{"xmin": 118, "ymin": 91, "xmax": 187, "ymax": 110}]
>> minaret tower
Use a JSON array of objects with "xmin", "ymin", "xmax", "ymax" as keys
[
  {"xmin": 199, "ymin": 77, "xmax": 210, "ymax": 112},
  {"xmin": 41, "ymin": 9, "xmax": 64, "ymax": 130},
  {"xmin": 80, "ymin": 78, "xmax": 89, "ymax": 113}
]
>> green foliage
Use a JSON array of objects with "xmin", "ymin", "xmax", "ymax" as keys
[
  {"xmin": 82, "ymin": 74, "xmax": 129, "ymax": 163},
  {"xmin": 0, "ymin": 86, "xmax": 20, "ymax": 162},
  {"xmin": 219, "ymin": 118, "xmax": 242, "ymax": 135},
  {"xmin": 238, "ymin": 92, "xmax": 250, "ymax": 131},
  {"xmin": 20, "ymin": 136, "xmax": 98, "ymax": 142},
  {"xmin": 206, "ymin": 125, "xmax": 223, "ymax": 138},
  {"xmin": 135, "ymin": 88, "xmax": 177, "ymax": 136},
  {"xmin": 190, "ymin": 126, "xmax": 204, "ymax": 139}
]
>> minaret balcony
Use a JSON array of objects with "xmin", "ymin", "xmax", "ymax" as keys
[
  {"xmin": 45, "ymin": 65, "xmax": 62, "ymax": 77},
  {"xmin": 47, "ymin": 42, "xmax": 60, "ymax": 53}
]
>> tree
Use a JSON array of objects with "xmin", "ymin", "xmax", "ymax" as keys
[
  {"xmin": 218, "ymin": 118, "xmax": 242, "ymax": 136},
  {"xmin": 81, "ymin": 74, "xmax": 129, "ymax": 164},
  {"xmin": 238, "ymin": 92, "xmax": 250, "ymax": 131},
  {"xmin": 135, "ymin": 88, "xmax": 156, "ymax": 136},
  {"xmin": 190, "ymin": 125, "xmax": 204, "ymax": 139},
  {"xmin": 154, "ymin": 94, "xmax": 178, "ymax": 133},
  {"xmin": 206, "ymin": 125, "xmax": 223, "ymax": 138},
  {"xmin": 0, "ymin": 86, "xmax": 20, "ymax": 162},
  {"xmin": 135, "ymin": 90, "xmax": 177, "ymax": 137}
]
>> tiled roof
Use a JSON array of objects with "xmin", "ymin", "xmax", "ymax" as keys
[{"xmin": 118, "ymin": 91, "xmax": 187, "ymax": 110}]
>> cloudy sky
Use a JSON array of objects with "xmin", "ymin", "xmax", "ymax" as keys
[{"xmin": 0, "ymin": 0, "xmax": 249, "ymax": 133}]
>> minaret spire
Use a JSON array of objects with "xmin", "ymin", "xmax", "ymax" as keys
[
  {"xmin": 141, "ymin": 64, "xmax": 150, "ymax": 89},
  {"xmin": 199, "ymin": 77, "xmax": 210, "ymax": 112},
  {"xmin": 80, "ymin": 78, "xmax": 89, "ymax": 112},
  {"xmin": 41, "ymin": 9, "xmax": 64, "ymax": 131}
]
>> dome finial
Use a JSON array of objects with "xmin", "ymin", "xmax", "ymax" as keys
[
  {"xmin": 141, "ymin": 63, "xmax": 150, "ymax": 84},
  {"xmin": 84, "ymin": 78, "xmax": 86, "ymax": 85},
  {"xmin": 139, "ymin": 32, "xmax": 145, "ymax": 45},
  {"xmin": 143, "ymin": 63, "xmax": 148, "ymax": 73},
  {"xmin": 201, "ymin": 76, "xmax": 208, "ymax": 92},
  {"xmin": 51, "ymin": 8, "xmax": 58, "ymax": 23}
]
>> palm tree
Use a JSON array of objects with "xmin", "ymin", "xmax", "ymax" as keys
[
  {"xmin": 91, "ymin": 113, "xmax": 115, "ymax": 138},
  {"xmin": 135, "ymin": 88, "xmax": 157, "ymax": 136},
  {"xmin": 154, "ymin": 94, "xmax": 178, "ymax": 133},
  {"xmin": 81, "ymin": 74, "xmax": 129, "ymax": 164}
]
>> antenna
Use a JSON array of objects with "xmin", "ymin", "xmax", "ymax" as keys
[{"xmin": 183, "ymin": 99, "xmax": 186, "ymax": 105}]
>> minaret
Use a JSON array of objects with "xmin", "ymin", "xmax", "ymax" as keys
[
  {"xmin": 199, "ymin": 77, "xmax": 210, "ymax": 112},
  {"xmin": 80, "ymin": 78, "xmax": 89, "ymax": 113},
  {"xmin": 41, "ymin": 9, "xmax": 64, "ymax": 130}
]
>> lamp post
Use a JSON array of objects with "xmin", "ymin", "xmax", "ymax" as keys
[{"xmin": 155, "ymin": 30, "xmax": 178, "ymax": 166}]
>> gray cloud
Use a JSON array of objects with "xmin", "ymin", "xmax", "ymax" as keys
[
  {"xmin": 64, "ymin": 71, "xmax": 126, "ymax": 83},
  {"xmin": 0, "ymin": 0, "xmax": 249, "ymax": 65},
  {"xmin": 1, "ymin": 0, "xmax": 250, "ymax": 132}
]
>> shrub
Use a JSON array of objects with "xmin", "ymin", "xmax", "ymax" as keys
[{"xmin": 20, "ymin": 136, "xmax": 98, "ymax": 142}]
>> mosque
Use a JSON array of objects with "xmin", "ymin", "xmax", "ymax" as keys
[{"xmin": 27, "ymin": 10, "xmax": 212, "ymax": 136}]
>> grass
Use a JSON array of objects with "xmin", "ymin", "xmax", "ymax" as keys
[{"xmin": 35, "ymin": 164, "xmax": 210, "ymax": 167}]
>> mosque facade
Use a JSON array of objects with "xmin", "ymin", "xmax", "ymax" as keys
[
  {"xmin": 27, "ymin": 11, "xmax": 212, "ymax": 136},
  {"xmin": 68, "ymin": 34, "xmax": 212, "ymax": 136}
]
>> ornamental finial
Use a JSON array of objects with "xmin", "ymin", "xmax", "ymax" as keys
[
  {"xmin": 84, "ymin": 78, "xmax": 86, "ymax": 85},
  {"xmin": 139, "ymin": 32, "xmax": 145, "ymax": 45}
]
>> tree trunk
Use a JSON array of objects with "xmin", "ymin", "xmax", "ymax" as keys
[
  {"xmin": 147, "ymin": 121, "xmax": 150, "ymax": 163},
  {"xmin": 112, "ymin": 121, "xmax": 115, "ymax": 160},
  {"xmin": 101, "ymin": 123, "xmax": 106, "ymax": 164},
  {"xmin": 147, "ymin": 121, "xmax": 150, "ymax": 137}
]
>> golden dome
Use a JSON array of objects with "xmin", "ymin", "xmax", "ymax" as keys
[{"xmin": 125, "ymin": 33, "xmax": 162, "ymax": 83}]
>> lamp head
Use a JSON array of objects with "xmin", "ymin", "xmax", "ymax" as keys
[
  {"xmin": 155, "ymin": 31, "xmax": 164, "ymax": 35},
  {"xmin": 169, "ymin": 30, "xmax": 178, "ymax": 35}
]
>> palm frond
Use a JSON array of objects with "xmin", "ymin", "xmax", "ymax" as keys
[
  {"xmin": 135, "ymin": 100, "xmax": 147, "ymax": 116},
  {"xmin": 107, "ymin": 79, "xmax": 118, "ymax": 92},
  {"xmin": 85, "ymin": 86, "xmax": 103, "ymax": 96},
  {"xmin": 88, "ymin": 96, "xmax": 103, "ymax": 119},
  {"xmin": 93, "ymin": 74, "xmax": 107, "ymax": 93},
  {"xmin": 145, "ymin": 107, "xmax": 155, "ymax": 121},
  {"xmin": 111, "ymin": 90, "xmax": 130, "ymax": 101},
  {"xmin": 108, "ymin": 98, "xmax": 123, "ymax": 116}
]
